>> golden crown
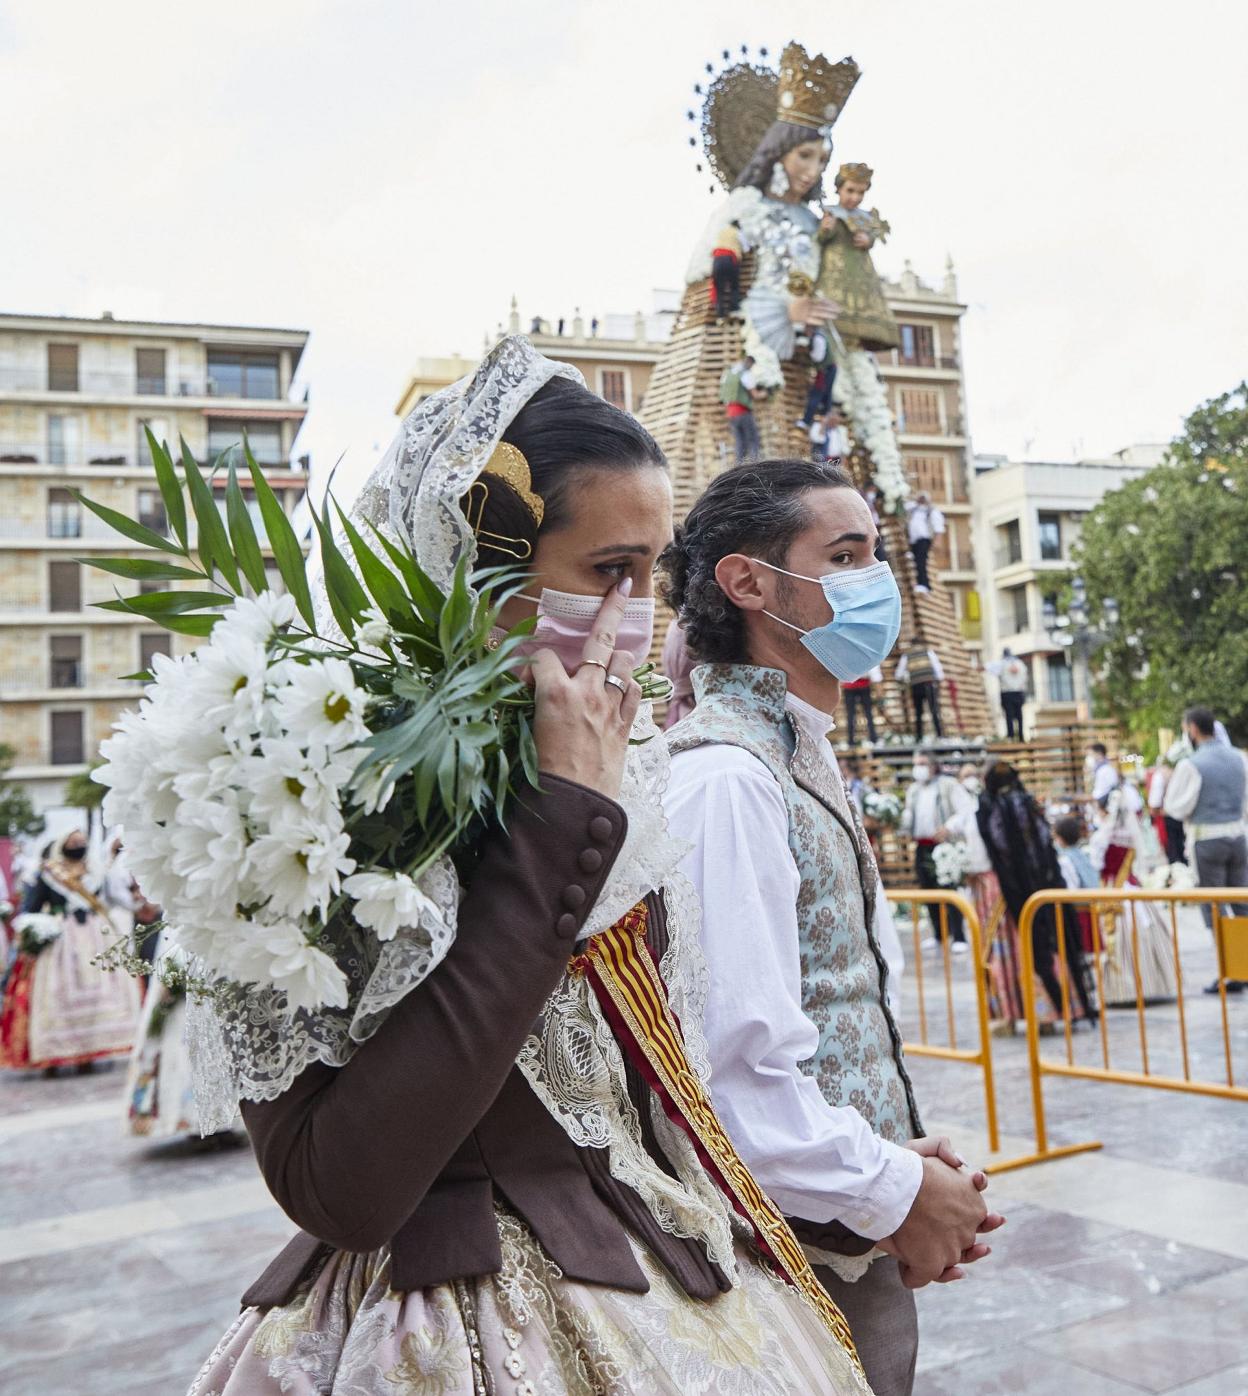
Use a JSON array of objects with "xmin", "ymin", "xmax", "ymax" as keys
[
  {"xmin": 775, "ymin": 42, "xmax": 861, "ymax": 130},
  {"xmin": 837, "ymin": 161, "xmax": 874, "ymax": 187}
]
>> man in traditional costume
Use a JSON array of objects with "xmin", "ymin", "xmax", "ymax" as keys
[{"xmin": 662, "ymin": 456, "xmax": 1001, "ymax": 1396}]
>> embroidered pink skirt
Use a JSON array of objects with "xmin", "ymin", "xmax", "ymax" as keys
[{"xmin": 188, "ymin": 1211, "xmax": 871, "ymax": 1395}]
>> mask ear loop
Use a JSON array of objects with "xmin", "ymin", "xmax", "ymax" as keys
[{"xmin": 462, "ymin": 479, "xmax": 534, "ymax": 561}]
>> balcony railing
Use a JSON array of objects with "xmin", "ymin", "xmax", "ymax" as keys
[
  {"xmin": 0, "ymin": 366, "xmax": 292, "ymax": 401},
  {"xmin": 0, "ymin": 516, "xmax": 118, "ymax": 541},
  {"xmin": 0, "ymin": 670, "xmax": 135, "ymax": 694},
  {"xmin": 893, "ymin": 353, "xmax": 960, "ymax": 371},
  {"xmin": 0, "ymin": 439, "xmax": 305, "ymax": 471},
  {"xmin": 896, "ymin": 415, "xmax": 966, "ymax": 438}
]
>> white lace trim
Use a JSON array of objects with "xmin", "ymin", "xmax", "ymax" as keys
[{"xmin": 801, "ymin": 1243, "xmax": 881, "ymax": 1285}]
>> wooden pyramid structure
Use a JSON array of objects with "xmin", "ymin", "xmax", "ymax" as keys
[{"xmin": 639, "ymin": 272, "xmax": 992, "ymax": 741}]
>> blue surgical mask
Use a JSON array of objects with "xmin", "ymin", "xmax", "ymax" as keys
[{"xmin": 752, "ymin": 558, "xmax": 902, "ymax": 682}]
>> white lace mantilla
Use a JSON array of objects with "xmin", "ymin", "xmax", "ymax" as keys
[{"xmin": 187, "ymin": 335, "xmax": 742, "ymax": 1274}]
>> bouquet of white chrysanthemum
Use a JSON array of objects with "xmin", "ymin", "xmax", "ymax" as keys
[
  {"xmin": 863, "ymin": 789, "xmax": 903, "ymax": 828},
  {"xmin": 82, "ymin": 432, "xmax": 667, "ymax": 1014},
  {"xmin": 932, "ymin": 839, "xmax": 972, "ymax": 889}
]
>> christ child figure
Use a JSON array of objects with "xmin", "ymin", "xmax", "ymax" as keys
[{"xmin": 813, "ymin": 162, "xmax": 901, "ymax": 354}]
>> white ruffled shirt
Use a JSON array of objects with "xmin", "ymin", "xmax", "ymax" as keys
[{"xmin": 665, "ymin": 693, "xmax": 922, "ymax": 1239}]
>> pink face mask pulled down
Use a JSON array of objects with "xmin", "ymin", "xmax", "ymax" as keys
[{"xmin": 511, "ymin": 588, "xmax": 656, "ymax": 674}]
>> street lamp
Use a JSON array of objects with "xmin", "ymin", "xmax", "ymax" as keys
[{"xmin": 1043, "ymin": 577, "xmax": 1118, "ymax": 720}]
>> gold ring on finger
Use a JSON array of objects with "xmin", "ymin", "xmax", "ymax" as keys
[{"xmin": 579, "ymin": 659, "xmax": 609, "ymax": 673}]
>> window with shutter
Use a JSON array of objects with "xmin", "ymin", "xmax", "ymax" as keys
[
  {"xmin": 903, "ymin": 454, "xmax": 947, "ymax": 498},
  {"xmin": 50, "ymin": 635, "xmax": 83, "ymax": 688},
  {"xmin": 49, "ymin": 561, "xmax": 81, "ymax": 611},
  {"xmin": 599, "ymin": 370, "xmax": 629, "ymax": 410},
  {"xmin": 137, "ymin": 488, "xmax": 168, "ymax": 535},
  {"xmin": 899, "ymin": 389, "xmax": 941, "ymax": 433},
  {"xmin": 898, "ymin": 324, "xmax": 935, "ymax": 367},
  {"xmin": 50, "ymin": 711, "xmax": 85, "ymax": 765},
  {"xmin": 136, "ymin": 348, "xmax": 167, "ymax": 395},
  {"xmin": 139, "ymin": 632, "xmax": 170, "ymax": 670},
  {"xmin": 47, "ymin": 343, "xmax": 79, "ymax": 391}
]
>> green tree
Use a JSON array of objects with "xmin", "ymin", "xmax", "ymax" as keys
[
  {"xmin": 1073, "ymin": 382, "xmax": 1248, "ymax": 743},
  {"xmin": 0, "ymin": 742, "xmax": 44, "ymax": 840},
  {"xmin": 62, "ymin": 761, "xmax": 106, "ymax": 839}
]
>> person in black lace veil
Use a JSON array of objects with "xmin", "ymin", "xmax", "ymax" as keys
[{"xmin": 976, "ymin": 761, "xmax": 1098, "ymax": 1024}]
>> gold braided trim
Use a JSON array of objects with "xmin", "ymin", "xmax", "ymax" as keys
[{"xmin": 577, "ymin": 915, "xmax": 862, "ymax": 1370}]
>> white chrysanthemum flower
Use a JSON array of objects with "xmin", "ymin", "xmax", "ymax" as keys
[
  {"xmin": 274, "ymin": 657, "xmax": 369, "ymax": 750},
  {"xmin": 247, "ymin": 812, "xmax": 356, "ymax": 918},
  {"xmin": 169, "ymin": 796, "xmax": 248, "ymax": 913},
  {"xmin": 216, "ymin": 591, "xmax": 297, "ymax": 646},
  {"xmin": 349, "ymin": 760, "xmax": 397, "ymax": 816},
  {"xmin": 171, "ymin": 750, "xmax": 244, "ymax": 805},
  {"xmin": 246, "ymin": 737, "xmax": 356, "ymax": 827},
  {"xmin": 195, "ymin": 626, "xmax": 273, "ymax": 736},
  {"xmin": 342, "ymin": 869, "xmax": 436, "ymax": 941},
  {"xmin": 356, "ymin": 605, "xmax": 394, "ymax": 650},
  {"xmin": 257, "ymin": 920, "xmax": 350, "ymax": 1012}
]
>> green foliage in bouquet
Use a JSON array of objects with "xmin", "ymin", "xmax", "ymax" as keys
[{"xmin": 73, "ymin": 430, "xmax": 546, "ymax": 879}]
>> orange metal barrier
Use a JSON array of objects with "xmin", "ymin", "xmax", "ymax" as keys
[
  {"xmin": 992, "ymin": 887, "xmax": 1248, "ymax": 1173},
  {"xmin": 887, "ymin": 889, "xmax": 1000, "ymax": 1154}
]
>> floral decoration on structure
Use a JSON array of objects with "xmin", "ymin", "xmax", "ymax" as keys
[{"xmin": 832, "ymin": 346, "xmax": 909, "ymax": 513}]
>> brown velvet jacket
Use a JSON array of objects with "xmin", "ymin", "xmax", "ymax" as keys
[{"xmin": 240, "ymin": 773, "xmax": 736, "ymax": 1310}]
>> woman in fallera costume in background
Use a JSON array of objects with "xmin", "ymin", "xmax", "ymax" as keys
[
  {"xmin": 187, "ymin": 339, "xmax": 871, "ymax": 1395},
  {"xmin": 0, "ymin": 829, "xmax": 139, "ymax": 1074}
]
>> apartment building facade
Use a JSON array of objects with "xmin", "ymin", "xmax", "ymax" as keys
[
  {"xmin": 394, "ymin": 295, "xmax": 678, "ymax": 420},
  {"xmin": 0, "ymin": 311, "xmax": 309, "ymax": 815},
  {"xmin": 971, "ymin": 448, "xmax": 1162, "ymax": 729},
  {"xmin": 874, "ymin": 259, "xmax": 979, "ymax": 652}
]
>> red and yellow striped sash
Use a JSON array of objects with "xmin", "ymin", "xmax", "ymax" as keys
[{"xmin": 572, "ymin": 903, "xmax": 861, "ymax": 1368}]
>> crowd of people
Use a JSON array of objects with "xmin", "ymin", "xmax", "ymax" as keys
[
  {"xmin": 880, "ymin": 707, "xmax": 1247, "ymax": 1029},
  {"xmin": 0, "ymin": 828, "xmax": 219, "ymax": 1142}
]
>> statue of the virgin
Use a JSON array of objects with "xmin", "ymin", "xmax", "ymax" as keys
[{"xmin": 642, "ymin": 43, "xmax": 908, "ymax": 518}]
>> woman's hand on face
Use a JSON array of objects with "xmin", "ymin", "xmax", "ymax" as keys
[{"xmin": 528, "ymin": 580, "xmax": 643, "ymax": 799}]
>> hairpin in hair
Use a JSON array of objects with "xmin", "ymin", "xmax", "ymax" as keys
[{"xmin": 463, "ymin": 441, "xmax": 544, "ymax": 560}]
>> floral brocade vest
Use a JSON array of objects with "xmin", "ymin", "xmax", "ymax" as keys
[{"xmin": 668, "ymin": 664, "xmax": 921, "ymax": 1145}]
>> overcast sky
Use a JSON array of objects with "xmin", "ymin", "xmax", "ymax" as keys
[{"xmin": 3, "ymin": 0, "xmax": 1245, "ymax": 501}]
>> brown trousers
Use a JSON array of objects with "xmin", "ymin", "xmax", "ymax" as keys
[{"xmin": 815, "ymin": 1257, "xmax": 918, "ymax": 1396}]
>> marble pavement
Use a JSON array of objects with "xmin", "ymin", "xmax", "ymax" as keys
[{"xmin": 1, "ymin": 916, "xmax": 1245, "ymax": 1394}]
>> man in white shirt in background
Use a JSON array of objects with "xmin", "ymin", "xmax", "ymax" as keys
[
  {"xmin": 1164, "ymin": 705, "xmax": 1248, "ymax": 994},
  {"xmin": 904, "ymin": 491, "xmax": 944, "ymax": 593},
  {"xmin": 901, "ymin": 751, "xmax": 975, "ymax": 951},
  {"xmin": 986, "ymin": 648, "xmax": 1029, "ymax": 742},
  {"xmin": 1086, "ymin": 741, "xmax": 1120, "ymax": 803},
  {"xmin": 660, "ymin": 457, "xmax": 1001, "ymax": 1396}
]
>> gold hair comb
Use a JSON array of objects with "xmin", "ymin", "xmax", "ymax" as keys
[{"xmin": 463, "ymin": 441, "xmax": 545, "ymax": 560}]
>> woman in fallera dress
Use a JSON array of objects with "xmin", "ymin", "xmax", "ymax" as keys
[
  {"xmin": 186, "ymin": 339, "xmax": 871, "ymax": 1395},
  {"xmin": 0, "ymin": 829, "xmax": 138, "ymax": 1074}
]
